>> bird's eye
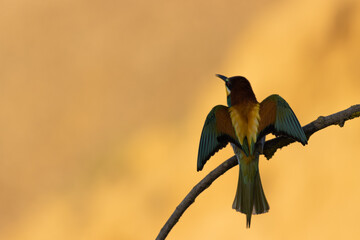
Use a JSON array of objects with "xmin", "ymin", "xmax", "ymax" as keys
[{"xmin": 226, "ymin": 81, "xmax": 232, "ymax": 89}]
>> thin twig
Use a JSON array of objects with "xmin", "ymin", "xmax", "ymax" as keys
[{"xmin": 156, "ymin": 104, "xmax": 360, "ymax": 240}]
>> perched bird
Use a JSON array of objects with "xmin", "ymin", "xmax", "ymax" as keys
[{"xmin": 197, "ymin": 75, "xmax": 307, "ymax": 227}]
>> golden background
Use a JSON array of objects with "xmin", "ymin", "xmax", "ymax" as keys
[{"xmin": 1, "ymin": 0, "xmax": 360, "ymax": 239}]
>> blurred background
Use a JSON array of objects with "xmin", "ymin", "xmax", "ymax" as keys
[{"xmin": 0, "ymin": 0, "xmax": 360, "ymax": 239}]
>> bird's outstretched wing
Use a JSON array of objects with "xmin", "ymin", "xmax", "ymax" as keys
[
  {"xmin": 258, "ymin": 94, "xmax": 308, "ymax": 145},
  {"xmin": 197, "ymin": 105, "xmax": 240, "ymax": 171}
]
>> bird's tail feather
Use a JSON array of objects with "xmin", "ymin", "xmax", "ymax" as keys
[{"xmin": 232, "ymin": 165, "xmax": 269, "ymax": 228}]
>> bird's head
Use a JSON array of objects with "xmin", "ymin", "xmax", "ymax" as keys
[{"xmin": 216, "ymin": 74, "xmax": 257, "ymax": 106}]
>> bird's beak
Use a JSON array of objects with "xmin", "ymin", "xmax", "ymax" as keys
[{"xmin": 215, "ymin": 74, "xmax": 228, "ymax": 83}]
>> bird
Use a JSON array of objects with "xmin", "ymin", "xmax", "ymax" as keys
[{"xmin": 197, "ymin": 74, "xmax": 307, "ymax": 228}]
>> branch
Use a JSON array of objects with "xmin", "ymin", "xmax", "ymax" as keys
[{"xmin": 156, "ymin": 104, "xmax": 360, "ymax": 240}]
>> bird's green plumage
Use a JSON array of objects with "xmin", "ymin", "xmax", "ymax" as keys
[
  {"xmin": 227, "ymin": 94, "xmax": 231, "ymax": 107},
  {"xmin": 197, "ymin": 105, "xmax": 240, "ymax": 171},
  {"xmin": 259, "ymin": 94, "xmax": 307, "ymax": 145},
  {"xmin": 231, "ymin": 142, "xmax": 269, "ymax": 228},
  {"xmin": 197, "ymin": 76, "xmax": 307, "ymax": 227},
  {"xmin": 241, "ymin": 137, "xmax": 250, "ymax": 156}
]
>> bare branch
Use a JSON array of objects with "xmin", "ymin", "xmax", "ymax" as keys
[
  {"xmin": 156, "ymin": 104, "xmax": 360, "ymax": 240},
  {"xmin": 263, "ymin": 104, "xmax": 360, "ymax": 159}
]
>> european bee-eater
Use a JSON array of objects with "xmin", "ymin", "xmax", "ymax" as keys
[{"xmin": 197, "ymin": 75, "xmax": 307, "ymax": 227}]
